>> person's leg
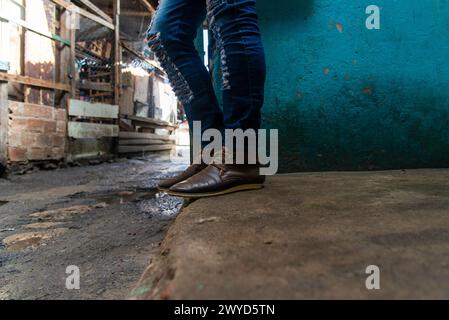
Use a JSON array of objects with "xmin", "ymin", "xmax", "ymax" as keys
[
  {"xmin": 147, "ymin": 0, "xmax": 224, "ymax": 135},
  {"xmin": 148, "ymin": 0, "xmax": 223, "ymax": 190},
  {"xmin": 167, "ymin": 0, "xmax": 267, "ymax": 198},
  {"xmin": 208, "ymin": 0, "xmax": 266, "ymax": 131}
]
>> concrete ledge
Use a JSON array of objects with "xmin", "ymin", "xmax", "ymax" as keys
[{"xmin": 131, "ymin": 170, "xmax": 449, "ymax": 299}]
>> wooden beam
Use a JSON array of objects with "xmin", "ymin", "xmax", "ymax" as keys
[
  {"xmin": 70, "ymin": 26, "xmax": 76, "ymax": 98},
  {"xmin": 59, "ymin": 8, "xmax": 72, "ymax": 102},
  {"xmin": 77, "ymin": 0, "xmax": 113, "ymax": 24},
  {"xmin": 0, "ymin": 73, "xmax": 71, "ymax": 91},
  {"xmin": 125, "ymin": 115, "xmax": 177, "ymax": 130},
  {"xmin": 69, "ymin": 99, "xmax": 119, "ymax": 119},
  {"xmin": 77, "ymin": 80, "xmax": 113, "ymax": 92},
  {"xmin": 50, "ymin": 0, "xmax": 115, "ymax": 30},
  {"xmin": 119, "ymin": 131, "xmax": 174, "ymax": 141},
  {"xmin": 0, "ymin": 73, "xmax": 7, "ymax": 165},
  {"xmin": 0, "ymin": 0, "xmax": 7, "ymax": 165},
  {"xmin": 121, "ymin": 42, "xmax": 162, "ymax": 72},
  {"xmin": 137, "ymin": 0, "xmax": 155, "ymax": 14},
  {"xmin": 118, "ymin": 139, "xmax": 173, "ymax": 146},
  {"xmin": 105, "ymin": 9, "xmax": 152, "ymax": 17},
  {"xmin": 119, "ymin": 144, "xmax": 173, "ymax": 154},
  {"xmin": 113, "ymin": 0, "xmax": 121, "ymax": 105}
]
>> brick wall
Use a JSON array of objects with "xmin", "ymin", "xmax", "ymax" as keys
[{"xmin": 8, "ymin": 101, "xmax": 67, "ymax": 162}]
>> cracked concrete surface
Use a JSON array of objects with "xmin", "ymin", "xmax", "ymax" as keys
[
  {"xmin": 0, "ymin": 157, "xmax": 187, "ymax": 300},
  {"xmin": 132, "ymin": 170, "xmax": 449, "ymax": 300}
]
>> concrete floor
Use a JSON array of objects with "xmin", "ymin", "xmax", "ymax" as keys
[
  {"xmin": 0, "ymin": 157, "xmax": 187, "ymax": 299},
  {"xmin": 132, "ymin": 169, "xmax": 449, "ymax": 299}
]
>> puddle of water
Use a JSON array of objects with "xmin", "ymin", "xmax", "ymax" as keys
[
  {"xmin": 70, "ymin": 189, "xmax": 183, "ymax": 218},
  {"xmin": 91, "ymin": 189, "xmax": 158, "ymax": 205},
  {"xmin": 138, "ymin": 193, "xmax": 184, "ymax": 218}
]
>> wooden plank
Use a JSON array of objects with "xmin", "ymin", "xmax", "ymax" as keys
[
  {"xmin": 70, "ymin": 25, "xmax": 76, "ymax": 98},
  {"xmin": 69, "ymin": 99, "xmax": 119, "ymax": 119},
  {"xmin": 68, "ymin": 121, "xmax": 119, "ymax": 139},
  {"xmin": 133, "ymin": 121, "xmax": 172, "ymax": 131},
  {"xmin": 106, "ymin": 10, "xmax": 152, "ymax": 17},
  {"xmin": 119, "ymin": 139, "xmax": 165, "ymax": 146},
  {"xmin": 119, "ymin": 119, "xmax": 134, "ymax": 131},
  {"xmin": 24, "ymin": 0, "xmax": 58, "ymax": 105},
  {"xmin": 113, "ymin": 0, "xmax": 121, "ymax": 105},
  {"xmin": 0, "ymin": 73, "xmax": 71, "ymax": 91},
  {"xmin": 125, "ymin": 115, "xmax": 177, "ymax": 130},
  {"xmin": 0, "ymin": 77, "xmax": 7, "ymax": 165},
  {"xmin": 119, "ymin": 131, "xmax": 173, "ymax": 141},
  {"xmin": 78, "ymin": 0, "xmax": 113, "ymax": 24},
  {"xmin": 119, "ymin": 138, "xmax": 174, "ymax": 146},
  {"xmin": 76, "ymin": 5, "xmax": 115, "ymax": 29},
  {"xmin": 122, "ymin": 42, "xmax": 161, "ymax": 72},
  {"xmin": 119, "ymin": 144, "xmax": 173, "ymax": 154},
  {"xmin": 78, "ymin": 80, "xmax": 113, "ymax": 92},
  {"xmin": 58, "ymin": 9, "xmax": 71, "ymax": 105},
  {"xmin": 50, "ymin": 0, "xmax": 115, "ymax": 30},
  {"xmin": 1, "ymin": 1, "xmax": 10, "ymax": 164}
]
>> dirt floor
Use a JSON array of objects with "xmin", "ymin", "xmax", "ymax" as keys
[
  {"xmin": 0, "ymin": 157, "xmax": 187, "ymax": 300},
  {"xmin": 132, "ymin": 169, "xmax": 449, "ymax": 300}
]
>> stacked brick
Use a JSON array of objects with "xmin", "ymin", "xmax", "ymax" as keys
[{"xmin": 8, "ymin": 101, "xmax": 67, "ymax": 162}]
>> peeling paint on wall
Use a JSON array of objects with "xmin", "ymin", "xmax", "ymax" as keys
[{"xmin": 335, "ymin": 22, "xmax": 343, "ymax": 33}]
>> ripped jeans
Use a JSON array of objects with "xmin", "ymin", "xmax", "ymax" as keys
[{"xmin": 147, "ymin": 0, "xmax": 266, "ymax": 136}]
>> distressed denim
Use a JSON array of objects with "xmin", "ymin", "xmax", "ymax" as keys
[{"xmin": 147, "ymin": 0, "xmax": 266, "ymax": 136}]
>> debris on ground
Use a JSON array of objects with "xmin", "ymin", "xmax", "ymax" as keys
[
  {"xmin": 196, "ymin": 217, "xmax": 219, "ymax": 224},
  {"xmin": 30, "ymin": 203, "xmax": 108, "ymax": 221},
  {"xmin": 3, "ymin": 229, "xmax": 68, "ymax": 251}
]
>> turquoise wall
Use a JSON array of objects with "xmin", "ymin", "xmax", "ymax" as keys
[{"xmin": 214, "ymin": 0, "xmax": 449, "ymax": 172}]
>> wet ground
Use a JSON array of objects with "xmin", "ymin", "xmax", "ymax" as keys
[{"xmin": 0, "ymin": 157, "xmax": 187, "ymax": 300}]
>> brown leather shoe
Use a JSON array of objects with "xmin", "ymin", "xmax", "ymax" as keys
[
  {"xmin": 158, "ymin": 163, "xmax": 207, "ymax": 191},
  {"xmin": 166, "ymin": 164, "xmax": 265, "ymax": 198}
]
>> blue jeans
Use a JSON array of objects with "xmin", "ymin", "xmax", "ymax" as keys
[{"xmin": 147, "ymin": 0, "xmax": 266, "ymax": 137}]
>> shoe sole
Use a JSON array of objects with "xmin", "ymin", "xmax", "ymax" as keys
[{"xmin": 163, "ymin": 184, "xmax": 264, "ymax": 198}]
